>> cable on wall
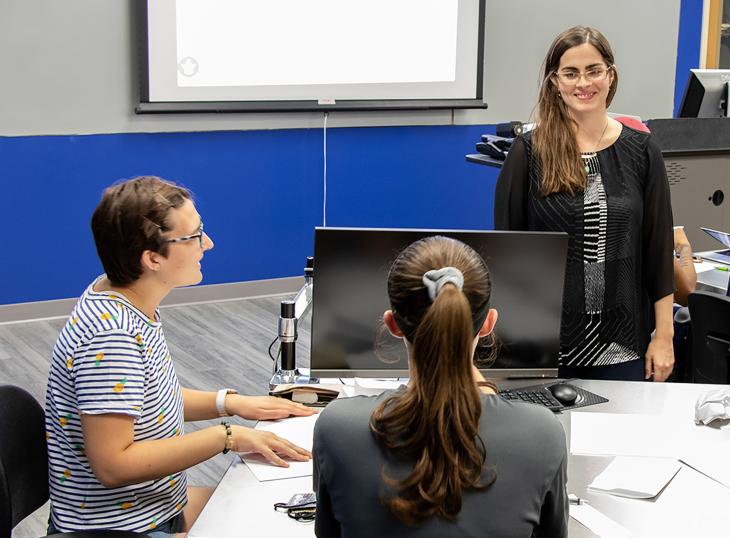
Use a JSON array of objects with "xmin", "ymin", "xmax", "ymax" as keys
[{"xmin": 322, "ymin": 111, "xmax": 328, "ymax": 227}]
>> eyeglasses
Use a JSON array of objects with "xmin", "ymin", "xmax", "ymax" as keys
[
  {"xmin": 164, "ymin": 222, "xmax": 205, "ymax": 249},
  {"xmin": 554, "ymin": 65, "xmax": 612, "ymax": 85}
]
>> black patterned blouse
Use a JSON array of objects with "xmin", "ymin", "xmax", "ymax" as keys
[{"xmin": 494, "ymin": 126, "xmax": 674, "ymax": 367}]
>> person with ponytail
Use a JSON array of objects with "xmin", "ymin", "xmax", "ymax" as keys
[
  {"xmin": 494, "ymin": 26, "xmax": 675, "ymax": 382},
  {"xmin": 312, "ymin": 236, "xmax": 567, "ymax": 537}
]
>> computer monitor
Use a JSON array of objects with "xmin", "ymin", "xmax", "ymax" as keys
[
  {"xmin": 310, "ymin": 228, "xmax": 568, "ymax": 379},
  {"xmin": 700, "ymin": 227, "xmax": 730, "ymax": 265},
  {"xmin": 678, "ymin": 69, "xmax": 730, "ymax": 118}
]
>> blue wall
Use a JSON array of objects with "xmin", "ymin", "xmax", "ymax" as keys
[{"xmin": 1, "ymin": 126, "xmax": 498, "ymax": 304}]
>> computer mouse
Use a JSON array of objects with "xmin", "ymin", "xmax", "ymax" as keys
[{"xmin": 548, "ymin": 383, "xmax": 578, "ymax": 406}]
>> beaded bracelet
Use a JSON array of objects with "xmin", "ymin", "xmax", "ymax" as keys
[{"xmin": 221, "ymin": 421, "xmax": 233, "ymax": 454}]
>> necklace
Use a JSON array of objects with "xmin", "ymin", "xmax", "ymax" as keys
[{"xmin": 583, "ymin": 118, "xmax": 609, "ymax": 173}]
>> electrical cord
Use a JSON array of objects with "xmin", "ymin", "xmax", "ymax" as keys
[
  {"xmin": 322, "ymin": 111, "xmax": 328, "ymax": 227},
  {"xmin": 268, "ymin": 334, "xmax": 281, "ymax": 375},
  {"xmin": 268, "ymin": 335, "xmax": 279, "ymax": 362}
]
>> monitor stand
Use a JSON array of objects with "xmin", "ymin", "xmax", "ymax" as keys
[
  {"xmin": 269, "ymin": 368, "xmax": 319, "ymax": 389},
  {"xmin": 268, "ymin": 270, "xmax": 320, "ymax": 390}
]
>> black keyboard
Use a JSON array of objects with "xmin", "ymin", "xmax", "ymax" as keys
[{"xmin": 499, "ymin": 387, "xmax": 563, "ymax": 411}]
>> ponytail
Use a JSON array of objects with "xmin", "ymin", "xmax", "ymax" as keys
[{"xmin": 370, "ymin": 237, "xmax": 496, "ymax": 525}]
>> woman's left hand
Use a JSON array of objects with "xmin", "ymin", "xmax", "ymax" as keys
[
  {"xmin": 226, "ymin": 395, "xmax": 317, "ymax": 420},
  {"xmin": 645, "ymin": 337, "xmax": 675, "ymax": 382}
]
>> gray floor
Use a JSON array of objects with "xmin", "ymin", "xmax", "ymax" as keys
[{"xmin": 0, "ymin": 293, "xmax": 310, "ymax": 537}]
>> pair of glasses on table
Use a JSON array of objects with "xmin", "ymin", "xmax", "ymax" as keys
[{"xmin": 274, "ymin": 493, "xmax": 317, "ymax": 522}]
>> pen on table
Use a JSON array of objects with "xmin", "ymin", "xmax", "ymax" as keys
[{"xmin": 568, "ymin": 493, "xmax": 588, "ymax": 505}]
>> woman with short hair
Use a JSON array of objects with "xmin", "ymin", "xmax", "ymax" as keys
[{"xmin": 45, "ymin": 176, "xmax": 314, "ymax": 536}]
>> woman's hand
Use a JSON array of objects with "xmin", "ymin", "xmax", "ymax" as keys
[
  {"xmin": 231, "ymin": 426, "xmax": 311, "ymax": 467},
  {"xmin": 645, "ymin": 336, "xmax": 674, "ymax": 382},
  {"xmin": 226, "ymin": 395, "xmax": 316, "ymax": 420}
]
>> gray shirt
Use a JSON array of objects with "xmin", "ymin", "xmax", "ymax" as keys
[{"xmin": 313, "ymin": 390, "xmax": 567, "ymax": 538}]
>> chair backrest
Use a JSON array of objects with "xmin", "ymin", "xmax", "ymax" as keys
[
  {"xmin": 0, "ymin": 384, "xmax": 49, "ymax": 536},
  {"xmin": 688, "ymin": 291, "xmax": 730, "ymax": 384}
]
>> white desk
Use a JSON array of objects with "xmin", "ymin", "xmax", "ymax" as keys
[
  {"xmin": 695, "ymin": 252, "xmax": 729, "ymax": 294},
  {"xmin": 189, "ymin": 380, "xmax": 730, "ymax": 538}
]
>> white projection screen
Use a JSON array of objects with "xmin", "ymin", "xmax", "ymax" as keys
[{"xmin": 137, "ymin": 0, "xmax": 486, "ymax": 113}]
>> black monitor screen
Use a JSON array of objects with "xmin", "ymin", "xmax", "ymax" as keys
[
  {"xmin": 678, "ymin": 69, "xmax": 730, "ymax": 118},
  {"xmin": 310, "ymin": 228, "xmax": 568, "ymax": 378}
]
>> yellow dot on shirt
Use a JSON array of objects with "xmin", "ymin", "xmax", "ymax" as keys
[
  {"xmin": 66, "ymin": 357, "xmax": 73, "ymax": 369},
  {"xmin": 95, "ymin": 352, "xmax": 104, "ymax": 366},
  {"xmin": 120, "ymin": 502, "xmax": 133, "ymax": 510},
  {"xmin": 113, "ymin": 378, "xmax": 127, "ymax": 393}
]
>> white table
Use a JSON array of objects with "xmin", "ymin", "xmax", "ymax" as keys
[
  {"xmin": 695, "ymin": 251, "xmax": 729, "ymax": 294},
  {"xmin": 189, "ymin": 379, "xmax": 730, "ymax": 537}
]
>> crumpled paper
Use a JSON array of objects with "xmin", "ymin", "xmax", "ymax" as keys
[{"xmin": 695, "ymin": 389, "xmax": 730, "ymax": 425}]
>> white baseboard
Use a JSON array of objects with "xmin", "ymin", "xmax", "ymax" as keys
[{"xmin": 0, "ymin": 276, "xmax": 303, "ymax": 324}]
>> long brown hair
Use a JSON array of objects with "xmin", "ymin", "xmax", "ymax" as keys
[
  {"xmin": 369, "ymin": 236, "xmax": 496, "ymax": 525},
  {"xmin": 533, "ymin": 26, "xmax": 618, "ymax": 196}
]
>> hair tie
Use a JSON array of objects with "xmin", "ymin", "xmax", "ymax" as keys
[{"xmin": 422, "ymin": 267, "xmax": 464, "ymax": 301}]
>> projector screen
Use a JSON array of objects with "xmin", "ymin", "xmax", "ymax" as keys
[{"xmin": 138, "ymin": 0, "xmax": 486, "ymax": 112}]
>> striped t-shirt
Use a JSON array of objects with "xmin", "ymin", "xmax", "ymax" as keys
[{"xmin": 45, "ymin": 278, "xmax": 187, "ymax": 533}]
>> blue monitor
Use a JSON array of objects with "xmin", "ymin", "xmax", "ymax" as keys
[{"xmin": 310, "ymin": 228, "xmax": 568, "ymax": 379}]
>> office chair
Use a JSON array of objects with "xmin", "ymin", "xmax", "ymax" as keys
[
  {"xmin": 0, "ymin": 384, "xmax": 149, "ymax": 537},
  {"xmin": 688, "ymin": 291, "xmax": 730, "ymax": 384}
]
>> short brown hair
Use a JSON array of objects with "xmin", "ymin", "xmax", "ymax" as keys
[{"xmin": 91, "ymin": 176, "xmax": 192, "ymax": 286}]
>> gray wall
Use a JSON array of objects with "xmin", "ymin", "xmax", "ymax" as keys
[{"xmin": 1, "ymin": 0, "xmax": 680, "ymax": 136}]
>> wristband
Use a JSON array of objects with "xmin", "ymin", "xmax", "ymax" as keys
[
  {"xmin": 221, "ymin": 421, "xmax": 233, "ymax": 454},
  {"xmin": 216, "ymin": 388, "xmax": 238, "ymax": 417}
]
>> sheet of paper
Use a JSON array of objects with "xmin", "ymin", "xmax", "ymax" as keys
[
  {"xmin": 588, "ymin": 456, "xmax": 681, "ymax": 498},
  {"xmin": 570, "ymin": 413, "xmax": 681, "ymax": 458},
  {"xmin": 570, "ymin": 504, "xmax": 634, "ymax": 538},
  {"xmin": 571, "ymin": 412, "xmax": 730, "ymax": 460},
  {"xmin": 240, "ymin": 414, "xmax": 319, "ymax": 482},
  {"xmin": 680, "ymin": 445, "xmax": 730, "ymax": 489},
  {"xmin": 354, "ymin": 377, "xmax": 407, "ymax": 390},
  {"xmin": 694, "ymin": 261, "xmax": 719, "ymax": 273}
]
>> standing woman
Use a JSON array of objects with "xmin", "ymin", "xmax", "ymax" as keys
[
  {"xmin": 313, "ymin": 236, "xmax": 567, "ymax": 537},
  {"xmin": 494, "ymin": 26, "xmax": 675, "ymax": 381}
]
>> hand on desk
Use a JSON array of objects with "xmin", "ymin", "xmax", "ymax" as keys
[
  {"xmin": 232, "ymin": 425, "xmax": 312, "ymax": 467},
  {"xmin": 226, "ymin": 395, "xmax": 317, "ymax": 420},
  {"xmin": 645, "ymin": 336, "xmax": 674, "ymax": 382}
]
